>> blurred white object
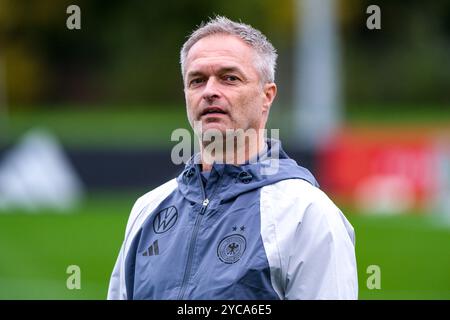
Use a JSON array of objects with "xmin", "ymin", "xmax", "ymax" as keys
[
  {"xmin": 432, "ymin": 139, "xmax": 450, "ymax": 224},
  {"xmin": 355, "ymin": 175, "xmax": 415, "ymax": 214},
  {"xmin": 294, "ymin": 0, "xmax": 342, "ymax": 149},
  {"xmin": 0, "ymin": 128, "xmax": 84, "ymax": 212}
]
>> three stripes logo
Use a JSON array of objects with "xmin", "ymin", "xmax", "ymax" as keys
[
  {"xmin": 143, "ymin": 240, "xmax": 159, "ymax": 256},
  {"xmin": 153, "ymin": 206, "xmax": 178, "ymax": 234}
]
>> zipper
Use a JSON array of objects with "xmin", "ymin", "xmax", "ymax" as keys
[{"xmin": 177, "ymin": 167, "xmax": 221, "ymax": 300}]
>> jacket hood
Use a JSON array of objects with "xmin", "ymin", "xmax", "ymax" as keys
[{"xmin": 176, "ymin": 139, "xmax": 319, "ymax": 206}]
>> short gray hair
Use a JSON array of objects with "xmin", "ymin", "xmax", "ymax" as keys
[{"xmin": 180, "ymin": 16, "xmax": 278, "ymax": 84}]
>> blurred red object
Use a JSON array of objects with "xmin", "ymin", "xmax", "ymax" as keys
[{"xmin": 316, "ymin": 127, "xmax": 449, "ymax": 214}]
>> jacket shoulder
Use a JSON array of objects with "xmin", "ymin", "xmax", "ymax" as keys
[
  {"xmin": 262, "ymin": 178, "xmax": 335, "ymax": 217},
  {"xmin": 262, "ymin": 178, "xmax": 354, "ymax": 241},
  {"xmin": 124, "ymin": 178, "xmax": 178, "ymax": 236}
]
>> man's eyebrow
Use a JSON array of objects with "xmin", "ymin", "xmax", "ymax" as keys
[
  {"xmin": 186, "ymin": 66, "xmax": 245, "ymax": 79},
  {"xmin": 186, "ymin": 71, "xmax": 204, "ymax": 79},
  {"xmin": 218, "ymin": 66, "xmax": 244, "ymax": 74}
]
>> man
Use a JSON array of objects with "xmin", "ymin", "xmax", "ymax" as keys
[{"xmin": 108, "ymin": 16, "xmax": 358, "ymax": 300}]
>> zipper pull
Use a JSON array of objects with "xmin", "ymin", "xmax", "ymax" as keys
[{"xmin": 200, "ymin": 198, "xmax": 209, "ymax": 215}]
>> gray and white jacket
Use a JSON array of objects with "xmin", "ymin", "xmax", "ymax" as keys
[{"xmin": 107, "ymin": 139, "xmax": 358, "ymax": 300}]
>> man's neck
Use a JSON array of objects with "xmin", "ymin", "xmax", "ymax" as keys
[{"xmin": 200, "ymin": 133, "xmax": 266, "ymax": 172}]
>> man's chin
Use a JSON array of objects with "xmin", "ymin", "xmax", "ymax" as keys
[{"xmin": 199, "ymin": 122, "xmax": 229, "ymax": 135}]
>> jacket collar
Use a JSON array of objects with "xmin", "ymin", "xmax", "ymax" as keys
[{"xmin": 176, "ymin": 139, "xmax": 319, "ymax": 205}]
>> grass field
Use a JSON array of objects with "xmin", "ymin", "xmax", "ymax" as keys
[{"xmin": 0, "ymin": 193, "xmax": 449, "ymax": 300}]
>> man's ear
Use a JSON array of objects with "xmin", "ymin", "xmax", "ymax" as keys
[{"xmin": 262, "ymin": 83, "xmax": 277, "ymax": 114}]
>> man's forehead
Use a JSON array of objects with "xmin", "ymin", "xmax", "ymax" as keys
[
  {"xmin": 186, "ymin": 35, "xmax": 255, "ymax": 71},
  {"xmin": 186, "ymin": 61, "xmax": 244, "ymax": 77},
  {"xmin": 186, "ymin": 35, "xmax": 255, "ymax": 65}
]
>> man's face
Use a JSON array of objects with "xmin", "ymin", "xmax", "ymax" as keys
[{"xmin": 184, "ymin": 34, "xmax": 276, "ymax": 136}]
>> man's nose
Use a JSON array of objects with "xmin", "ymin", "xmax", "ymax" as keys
[{"xmin": 202, "ymin": 77, "xmax": 221, "ymax": 102}]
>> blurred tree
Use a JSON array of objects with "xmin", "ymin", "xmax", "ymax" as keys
[
  {"xmin": 0, "ymin": 0, "xmax": 449, "ymax": 110},
  {"xmin": 341, "ymin": 0, "xmax": 450, "ymax": 110},
  {"xmin": 0, "ymin": 0, "xmax": 68, "ymax": 108}
]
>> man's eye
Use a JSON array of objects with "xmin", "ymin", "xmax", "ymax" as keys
[
  {"xmin": 224, "ymin": 75, "xmax": 239, "ymax": 82},
  {"xmin": 189, "ymin": 78, "xmax": 204, "ymax": 86}
]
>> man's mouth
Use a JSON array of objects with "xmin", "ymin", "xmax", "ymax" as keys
[{"xmin": 200, "ymin": 107, "xmax": 228, "ymax": 117}]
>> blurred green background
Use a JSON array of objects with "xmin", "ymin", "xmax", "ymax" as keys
[{"xmin": 0, "ymin": 0, "xmax": 449, "ymax": 299}]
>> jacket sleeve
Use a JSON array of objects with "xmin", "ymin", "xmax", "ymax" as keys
[
  {"xmin": 107, "ymin": 196, "xmax": 145, "ymax": 300},
  {"xmin": 107, "ymin": 243, "xmax": 126, "ymax": 300},
  {"xmin": 284, "ymin": 199, "xmax": 358, "ymax": 300}
]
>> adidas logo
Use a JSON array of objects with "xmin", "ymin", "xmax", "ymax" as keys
[{"xmin": 143, "ymin": 240, "xmax": 159, "ymax": 256}]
